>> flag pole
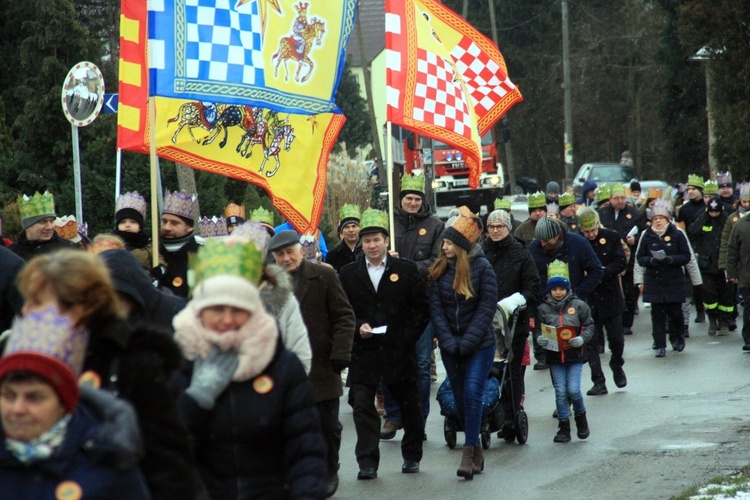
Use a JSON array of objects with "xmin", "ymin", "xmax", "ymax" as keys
[
  {"xmin": 149, "ymin": 96, "xmax": 159, "ymax": 269},
  {"xmin": 386, "ymin": 120, "xmax": 396, "ymax": 252}
]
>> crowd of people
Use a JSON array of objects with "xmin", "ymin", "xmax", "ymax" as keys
[{"xmin": 0, "ymin": 168, "xmax": 747, "ymax": 498}]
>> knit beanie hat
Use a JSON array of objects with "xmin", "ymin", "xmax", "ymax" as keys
[
  {"xmin": 546, "ymin": 181, "xmax": 560, "ymax": 197},
  {"xmin": 443, "ymin": 206, "xmax": 482, "ymax": 251},
  {"xmin": 487, "ymin": 210, "xmax": 512, "ymax": 231},
  {"xmin": 535, "ymin": 217, "xmax": 562, "ymax": 241},
  {"xmin": 191, "ymin": 275, "xmax": 262, "ymax": 314},
  {"xmin": 547, "ymin": 260, "xmax": 571, "ymax": 291},
  {"xmin": 706, "ymin": 195, "xmax": 723, "ymax": 212}
]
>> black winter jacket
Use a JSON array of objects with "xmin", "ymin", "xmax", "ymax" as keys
[
  {"xmin": 585, "ymin": 228, "xmax": 627, "ymax": 317},
  {"xmin": 0, "ymin": 246, "xmax": 24, "ymax": 332},
  {"xmin": 8, "ymin": 230, "xmax": 79, "ymax": 261},
  {"xmin": 158, "ymin": 234, "xmax": 203, "ymax": 297},
  {"xmin": 393, "ymin": 203, "xmax": 444, "ymax": 281},
  {"xmin": 636, "ymin": 223, "xmax": 692, "ymax": 304},
  {"xmin": 688, "ymin": 211, "xmax": 727, "ymax": 274}
]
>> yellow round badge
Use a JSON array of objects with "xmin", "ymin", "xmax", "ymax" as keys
[
  {"xmin": 172, "ymin": 276, "xmax": 183, "ymax": 288},
  {"xmin": 253, "ymin": 375, "xmax": 274, "ymax": 394},
  {"xmin": 664, "ymin": 236, "xmax": 671, "ymax": 242},
  {"xmin": 389, "ymin": 273, "xmax": 399, "ymax": 282},
  {"xmin": 56, "ymin": 481, "xmax": 82, "ymax": 500},
  {"xmin": 567, "ymin": 307, "xmax": 576, "ymax": 315},
  {"xmin": 418, "ymin": 228, "xmax": 427, "ymax": 236},
  {"xmin": 626, "ymin": 214, "xmax": 632, "ymax": 219},
  {"xmin": 734, "ymin": 217, "xmax": 739, "ymax": 222},
  {"xmin": 78, "ymin": 370, "xmax": 101, "ymax": 389},
  {"xmin": 599, "ymin": 238, "xmax": 606, "ymax": 245}
]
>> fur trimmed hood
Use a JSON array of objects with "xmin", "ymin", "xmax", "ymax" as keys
[{"xmin": 259, "ymin": 264, "xmax": 292, "ymax": 316}]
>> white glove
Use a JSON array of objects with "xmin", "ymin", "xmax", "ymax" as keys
[
  {"xmin": 498, "ymin": 293, "xmax": 527, "ymax": 317},
  {"xmin": 536, "ymin": 336, "xmax": 549, "ymax": 348},
  {"xmin": 568, "ymin": 337, "xmax": 584, "ymax": 348}
]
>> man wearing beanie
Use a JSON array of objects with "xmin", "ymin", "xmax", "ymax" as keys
[
  {"xmin": 577, "ymin": 180, "xmax": 598, "ymax": 206},
  {"xmin": 158, "ymin": 190, "xmax": 203, "ymax": 297},
  {"xmin": 529, "ymin": 217, "xmax": 603, "ymax": 369},
  {"xmin": 9, "ymin": 191, "xmax": 78, "ymax": 261},
  {"xmin": 576, "ymin": 207, "xmax": 628, "ymax": 395},
  {"xmin": 598, "ymin": 184, "xmax": 647, "ymax": 336},
  {"xmin": 676, "ymin": 174, "xmax": 707, "ymax": 323},
  {"xmin": 558, "ymin": 192, "xmax": 579, "ymax": 233},
  {"xmin": 326, "ymin": 204, "xmax": 362, "ymax": 272},
  {"xmin": 546, "ymin": 181, "xmax": 561, "ymax": 205},
  {"xmin": 514, "ymin": 191, "xmax": 547, "ymax": 247},
  {"xmin": 716, "ymin": 172, "xmax": 736, "ymax": 213}
]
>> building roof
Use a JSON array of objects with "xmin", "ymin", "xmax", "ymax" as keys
[{"xmin": 346, "ymin": 0, "xmax": 385, "ymax": 66}]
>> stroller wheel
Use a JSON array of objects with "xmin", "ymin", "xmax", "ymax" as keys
[
  {"xmin": 444, "ymin": 419, "xmax": 457, "ymax": 449},
  {"xmin": 516, "ymin": 410, "xmax": 529, "ymax": 445},
  {"xmin": 481, "ymin": 430, "xmax": 491, "ymax": 449}
]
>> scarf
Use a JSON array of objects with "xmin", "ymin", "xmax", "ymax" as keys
[
  {"xmin": 162, "ymin": 232, "xmax": 194, "ymax": 253},
  {"xmin": 113, "ymin": 229, "xmax": 150, "ymax": 250},
  {"xmin": 651, "ymin": 224, "xmax": 669, "ymax": 238},
  {"xmin": 173, "ymin": 302, "xmax": 279, "ymax": 382},
  {"xmin": 5, "ymin": 414, "xmax": 71, "ymax": 464}
]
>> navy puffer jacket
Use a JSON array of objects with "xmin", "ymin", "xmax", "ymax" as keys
[
  {"xmin": 636, "ymin": 223, "xmax": 692, "ymax": 304},
  {"xmin": 430, "ymin": 246, "xmax": 498, "ymax": 357}
]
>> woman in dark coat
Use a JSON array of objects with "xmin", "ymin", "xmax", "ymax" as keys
[
  {"xmin": 635, "ymin": 199, "xmax": 693, "ymax": 357},
  {"xmin": 172, "ymin": 239, "xmax": 326, "ymax": 499},
  {"xmin": 429, "ymin": 207, "xmax": 497, "ymax": 480}
]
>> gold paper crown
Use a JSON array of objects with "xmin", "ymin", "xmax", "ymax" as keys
[
  {"xmin": 494, "ymin": 197, "xmax": 511, "ymax": 210},
  {"xmin": 339, "ymin": 204, "xmax": 361, "ymax": 221},
  {"xmin": 559, "ymin": 192, "xmax": 575, "ymax": 207},
  {"xmin": 646, "ymin": 188, "xmax": 663, "ymax": 200},
  {"xmin": 224, "ymin": 203, "xmax": 246, "ymax": 219},
  {"xmin": 576, "ymin": 206, "xmax": 599, "ymax": 230},
  {"xmin": 687, "ymin": 174, "xmax": 704, "ymax": 189},
  {"xmin": 19, "ymin": 191, "xmax": 55, "ymax": 221},
  {"xmin": 54, "ymin": 216, "xmax": 79, "ymax": 240},
  {"xmin": 250, "ymin": 207, "xmax": 274, "ymax": 227},
  {"xmin": 450, "ymin": 206, "xmax": 482, "ymax": 244},
  {"xmin": 595, "ymin": 184, "xmax": 611, "ymax": 203},
  {"xmin": 703, "ymin": 180, "xmax": 718, "ymax": 195},
  {"xmin": 547, "ymin": 259, "xmax": 570, "ymax": 282},
  {"xmin": 609, "ymin": 184, "xmax": 626, "ymax": 197},
  {"xmin": 401, "ymin": 173, "xmax": 425, "ymax": 194},
  {"xmin": 359, "ymin": 208, "xmax": 389, "ymax": 234},
  {"xmin": 189, "ymin": 239, "xmax": 264, "ymax": 289},
  {"xmin": 528, "ymin": 191, "xmax": 546, "ymax": 209}
]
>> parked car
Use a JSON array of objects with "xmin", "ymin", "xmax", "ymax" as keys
[{"xmin": 571, "ymin": 162, "xmax": 668, "ymax": 197}]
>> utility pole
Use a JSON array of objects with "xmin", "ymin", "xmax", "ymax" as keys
[
  {"xmin": 562, "ymin": 0, "xmax": 574, "ymax": 185},
  {"xmin": 462, "ymin": 0, "xmax": 469, "ymax": 19}
]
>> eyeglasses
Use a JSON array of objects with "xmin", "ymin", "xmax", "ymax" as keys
[{"xmin": 487, "ymin": 225, "xmax": 508, "ymax": 232}]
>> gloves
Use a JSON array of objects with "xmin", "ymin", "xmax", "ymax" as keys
[
  {"xmin": 186, "ymin": 347, "xmax": 239, "ymax": 409},
  {"xmin": 649, "ymin": 257, "xmax": 664, "ymax": 266},
  {"xmin": 568, "ymin": 336, "xmax": 584, "ymax": 348},
  {"xmin": 498, "ymin": 293, "xmax": 527, "ymax": 317},
  {"xmin": 151, "ymin": 264, "xmax": 167, "ymax": 279},
  {"xmin": 536, "ymin": 336, "xmax": 549, "ymax": 348},
  {"xmin": 330, "ymin": 359, "xmax": 349, "ymax": 374},
  {"xmin": 662, "ymin": 256, "xmax": 673, "ymax": 265}
]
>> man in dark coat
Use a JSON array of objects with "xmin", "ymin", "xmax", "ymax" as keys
[
  {"xmin": 339, "ymin": 209, "xmax": 429, "ymax": 479},
  {"xmin": 9, "ymin": 191, "xmax": 78, "ymax": 261},
  {"xmin": 268, "ymin": 230, "xmax": 355, "ymax": 496},
  {"xmin": 158, "ymin": 190, "xmax": 203, "ymax": 298},
  {"xmin": 577, "ymin": 207, "xmax": 628, "ymax": 395},
  {"xmin": 717, "ymin": 171, "xmax": 736, "ymax": 213},
  {"xmin": 325, "ymin": 204, "xmax": 362, "ymax": 272},
  {"xmin": 597, "ymin": 183, "xmax": 647, "ymax": 336},
  {"xmin": 0, "ymin": 246, "xmax": 24, "ymax": 332},
  {"xmin": 676, "ymin": 174, "xmax": 707, "ymax": 323}
]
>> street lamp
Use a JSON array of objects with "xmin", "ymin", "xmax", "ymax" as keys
[{"xmin": 691, "ymin": 46, "xmax": 721, "ymax": 174}]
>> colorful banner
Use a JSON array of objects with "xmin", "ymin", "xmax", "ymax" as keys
[
  {"xmin": 385, "ymin": 0, "xmax": 523, "ymax": 188},
  {"xmin": 148, "ymin": 0, "xmax": 357, "ymax": 115}
]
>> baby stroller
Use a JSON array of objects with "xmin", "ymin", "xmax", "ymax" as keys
[{"xmin": 493, "ymin": 309, "xmax": 529, "ymax": 445}]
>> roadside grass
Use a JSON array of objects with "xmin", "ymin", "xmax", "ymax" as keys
[{"xmin": 673, "ymin": 465, "xmax": 750, "ymax": 499}]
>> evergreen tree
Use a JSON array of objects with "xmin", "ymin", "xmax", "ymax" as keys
[{"xmin": 335, "ymin": 60, "xmax": 371, "ymax": 156}]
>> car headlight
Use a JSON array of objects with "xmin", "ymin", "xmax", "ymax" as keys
[
  {"xmin": 484, "ymin": 176, "xmax": 501, "ymax": 186},
  {"xmin": 432, "ymin": 180, "xmax": 445, "ymax": 189}
]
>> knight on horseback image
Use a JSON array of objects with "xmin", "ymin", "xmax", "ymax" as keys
[{"xmin": 271, "ymin": 2, "xmax": 326, "ymax": 83}]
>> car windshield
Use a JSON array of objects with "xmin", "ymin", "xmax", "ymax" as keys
[
  {"xmin": 433, "ymin": 132, "xmax": 493, "ymax": 149},
  {"xmin": 590, "ymin": 165, "xmax": 638, "ymax": 182}
]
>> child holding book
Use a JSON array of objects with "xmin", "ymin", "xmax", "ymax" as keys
[{"xmin": 536, "ymin": 260, "xmax": 595, "ymax": 443}]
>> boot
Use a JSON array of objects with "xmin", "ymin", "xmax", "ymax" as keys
[
  {"xmin": 717, "ymin": 323, "xmax": 731, "ymax": 336},
  {"xmin": 553, "ymin": 419, "xmax": 571, "ymax": 443},
  {"xmin": 457, "ymin": 446, "xmax": 474, "ymax": 479},
  {"xmin": 574, "ymin": 412, "xmax": 590, "ymax": 439},
  {"xmin": 472, "ymin": 445, "xmax": 484, "ymax": 474},
  {"xmin": 708, "ymin": 316, "xmax": 717, "ymax": 336}
]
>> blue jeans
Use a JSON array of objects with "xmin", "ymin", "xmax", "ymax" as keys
[
  {"xmin": 549, "ymin": 362, "xmax": 585, "ymax": 420},
  {"xmin": 440, "ymin": 345, "xmax": 495, "ymax": 447},
  {"xmin": 383, "ymin": 322, "xmax": 434, "ymax": 423}
]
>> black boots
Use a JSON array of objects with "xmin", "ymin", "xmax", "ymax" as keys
[
  {"xmin": 553, "ymin": 419, "xmax": 571, "ymax": 443},
  {"xmin": 586, "ymin": 382, "xmax": 608, "ymax": 396},
  {"xmin": 574, "ymin": 412, "xmax": 590, "ymax": 439}
]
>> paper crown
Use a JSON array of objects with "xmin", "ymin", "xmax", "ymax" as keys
[
  {"xmin": 229, "ymin": 221, "xmax": 271, "ymax": 254},
  {"xmin": 652, "ymin": 198, "xmax": 672, "ymax": 219},
  {"xmin": 401, "ymin": 173, "xmax": 425, "ymax": 195},
  {"xmin": 444, "ymin": 206, "xmax": 482, "ymax": 251},
  {"xmin": 595, "ymin": 184, "xmax": 611, "ymax": 203},
  {"xmin": 646, "ymin": 188, "xmax": 663, "ymax": 200},
  {"xmin": 558, "ymin": 192, "xmax": 575, "ymax": 207},
  {"xmin": 189, "ymin": 239, "xmax": 264, "ymax": 289},
  {"xmin": 115, "ymin": 191, "xmax": 147, "ymax": 219},
  {"xmin": 546, "ymin": 202, "xmax": 559, "ymax": 215},
  {"xmin": 687, "ymin": 174, "xmax": 704, "ymax": 190},
  {"xmin": 19, "ymin": 191, "xmax": 55, "ymax": 222},
  {"xmin": 359, "ymin": 208, "xmax": 389, "ymax": 235},
  {"xmin": 547, "ymin": 259, "xmax": 570, "ymax": 286},
  {"xmin": 199, "ymin": 216, "xmax": 228, "ymax": 238},
  {"xmin": 300, "ymin": 233, "xmax": 319, "ymax": 260},
  {"xmin": 339, "ymin": 204, "xmax": 361, "ymax": 222},
  {"xmin": 716, "ymin": 171, "xmax": 732, "ymax": 187},
  {"xmin": 494, "ymin": 197, "xmax": 511, "ymax": 210},
  {"xmin": 740, "ymin": 183, "xmax": 750, "ymax": 200},
  {"xmin": 609, "ymin": 184, "xmax": 626, "ymax": 197},
  {"xmin": 87, "ymin": 234, "xmax": 126, "ymax": 254},
  {"xmin": 703, "ymin": 180, "xmax": 718, "ymax": 195},
  {"xmin": 527, "ymin": 191, "xmax": 546, "ymax": 209},
  {"xmin": 163, "ymin": 190, "xmax": 196, "ymax": 220},
  {"xmin": 224, "ymin": 203, "xmax": 246, "ymax": 219},
  {"xmin": 576, "ymin": 206, "xmax": 600, "ymax": 230},
  {"xmin": 53, "ymin": 216, "xmax": 78, "ymax": 240},
  {"xmin": 250, "ymin": 207, "xmax": 274, "ymax": 227}
]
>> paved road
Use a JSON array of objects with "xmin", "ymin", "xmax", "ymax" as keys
[{"xmin": 333, "ymin": 299, "xmax": 750, "ymax": 499}]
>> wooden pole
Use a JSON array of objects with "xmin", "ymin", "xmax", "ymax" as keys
[{"xmin": 149, "ymin": 97, "xmax": 159, "ymax": 269}]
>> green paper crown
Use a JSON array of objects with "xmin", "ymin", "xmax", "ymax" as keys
[
  {"xmin": 576, "ymin": 206, "xmax": 599, "ymax": 230},
  {"xmin": 494, "ymin": 197, "xmax": 511, "ymax": 210},
  {"xmin": 559, "ymin": 192, "xmax": 575, "ymax": 207},
  {"xmin": 401, "ymin": 173, "xmax": 425, "ymax": 194},
  {"xmin": 703, "ymin": 180, "xmax": 718, "ymax": 195},
  {"xmin": 339, "ymin": 204, "xmax": 361, "ymax": 221},
  {"xmin": 609, "ymin": 183, "xmax": 626, "ymax": 197},
  {"xmin": 250, "ymin": 207, "xmax": 274, "ymax": 226},
  {"xmin": 528, "ymin": 191, "xmax": 546, "ymax": 209},
  {"xmin": 547, "ymin": 259, "xmax": 570, "ymax": 281},
  {"xmin": 19, "ymin": 191, "xmax": 55, "ymax": 221},
  {"xmin": 360, "ymin": 208, "xmax": 389, "ymax": 233},
  {"xmin": 687, "ymin": 174, "xmax": 704, "ymax": 189},
  {"xmin": 189, "ymin": 239, "xmax": 263, "ymax": 289},
  {"xmin": 595, "ymin": 184, "xmax": 611, "ymax": 203}
]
